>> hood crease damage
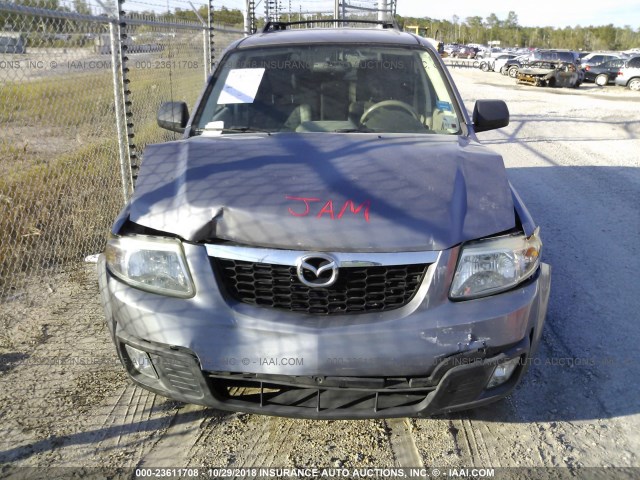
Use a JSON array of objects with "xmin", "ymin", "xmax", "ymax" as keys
[{"xmin": 129, "ymin": 134, "xmax": 516, "ymax": 251}]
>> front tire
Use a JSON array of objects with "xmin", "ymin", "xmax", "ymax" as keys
[{"xmin": 508, "ymin": 66, "xmax": 519, "ymax": 78}]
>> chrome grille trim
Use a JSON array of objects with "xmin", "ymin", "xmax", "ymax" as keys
[{"xmin": 205, "ymin": 244, "xmax": 440, "ymax": 267}]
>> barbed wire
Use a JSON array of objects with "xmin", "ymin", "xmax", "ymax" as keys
[
  {"xmin": 0, "ymin": 0, "xmax": 390, "ymax": 17},
  {"xmin": 129, "ymin": 0, "xmax": 209, "ymax": 7}
]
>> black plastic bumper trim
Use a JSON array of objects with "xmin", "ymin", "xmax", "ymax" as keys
[{"xmin": 114, "ymin": 330, "xmax": 531, "ymax": 419}]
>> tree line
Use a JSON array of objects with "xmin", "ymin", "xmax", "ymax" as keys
[{"xmin": 396, "ymin": 11, "xmax": 640, "ymax": 51}]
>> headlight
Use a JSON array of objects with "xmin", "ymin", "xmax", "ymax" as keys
[
  {"xmin": 450, "ymin": 230, "xmax": 541, "ymax": 300},
  {"xmin": 105, "ymin": 235, "xmax": 195, "ymax": 298}
]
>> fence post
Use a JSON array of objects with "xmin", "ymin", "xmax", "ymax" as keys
[
  {"xmin": 114, "ymin": 0, "xmax": 138, "ymax": 190},
  {"xmin": 207, "ymin": 0, "xmax": 215, "ymax": 73},
  {"xmin": 244, "ymin": 0, "xmax": 251, "ymax": 36},
  {"xmin": 188, "ymin": 1, "xmax": 209, "ymax": 83},
  {"xmin": 97, "ymin": 0, "xmax": 132, "ymax": 203},
  {"xmin": 108, "ymin": 20, "xmax": 132, "ymax": 203},
  {"xmin": 203, "ymin": 29, "xmax": 209, "ymax": 81}
]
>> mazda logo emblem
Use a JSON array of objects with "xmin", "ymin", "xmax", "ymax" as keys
[{"xmin": 296, "ymin": 253, "xmax": 339, "ymax": 288}]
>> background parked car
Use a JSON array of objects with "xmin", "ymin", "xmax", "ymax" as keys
[
  {"xmin": 615, "ymin": 56, "xmax": 640, "ymax": 91},
  {"xmin": 443, "ymin": 44, "xmax": 459, "ymax": 56},
  {"xmin": 481, "ymin": 53, "xmax": 517, "ymax": 73},
  {"xmin": 515, "ymin": 50, "xmax": 584, "ymax": 85},
  {"xmin": 580, "ymin": 52, "xmax": 624, "ymax": 70},
  {"xmin": 454, "ymin": 46, "xmax": 477, "ymax": 59},
  {"xmin": 476, "ymin": 47, "xmax": 502, "ymax": 59},
  {"xmin": 583, "ymin": 58, "xmax": 626, "ymax": 86},
  {"xmin": 502, "ymin": 55, "xmax": 530, "ymax": 76},
  {"xmin": 94, "ymin": 33, "xmax": 164, "ymax": 54},
  {"xmin": 0, "ymin": 31, "xmax": 26, "ymax": 53},
  {"xmin": 533, "ymin": 49, "xmax": 581, "ymax": 64},
  {"xmin": 517, "ymin": 60, "xmax": 580, "ymax": 88}
]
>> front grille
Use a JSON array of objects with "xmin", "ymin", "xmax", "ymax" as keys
[{"xmin": 211, "ymin": 258, "xmax": 428, "ymax": 315}]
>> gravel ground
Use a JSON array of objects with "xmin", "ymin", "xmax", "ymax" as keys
[{"xmin": 0, "ymin": 65, "xmax": 639, "ymax": 478}]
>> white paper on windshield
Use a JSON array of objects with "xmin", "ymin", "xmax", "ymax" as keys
[
  {"xmin": 201, "ymin": 121, "xmax": 224, "ymax": 136},
  {"xmin": 217, "ymin": 68, "xmax": 265, "ymax": 104}
]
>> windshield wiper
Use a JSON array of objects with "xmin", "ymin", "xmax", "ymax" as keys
[
  {"xmin": 221, "ymin": 127, "xmax": 272, "ymax": 135},
  {"xmin": 333, "ymin": 126, "xmax": 379, "ymax": 133},
  {"xmin": 194, "ymin": 126, "xmax": 273, "ymax": 136}
]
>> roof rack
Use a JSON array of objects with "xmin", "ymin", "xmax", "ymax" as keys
[{"xmin": 261, "ymin": 19, "xmax": 399, "ymax": 33}]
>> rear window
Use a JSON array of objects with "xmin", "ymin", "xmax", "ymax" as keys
[
  {"xmin": 628, "ymin": 57, "xmax": 640, "ymax": 68},
  {"xmin": 555, "ymin": 52, "xmax": 577, "ymax": 63},
  {"xmin": 606, "ymin": 59, "xmax": 625, "ymax": 68}
]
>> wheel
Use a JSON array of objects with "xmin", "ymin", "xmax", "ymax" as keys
[
  {"xmin": 508, "ymin": 66, "xmax": 519, "ymax": 78},
  {"xmin": 629, "ymin": 78, "xmax": 640, "ymax": 91},
  {"xmin": 480, "ymin": 62, "xmax": 489, "ymax": 72},
  {"xmin": 360, "ymin": 100, "xmax": 420, "ymax": 126},
  {"xmin": 595, "ymin": 74, "xmax": 608, "ymax": 87}
]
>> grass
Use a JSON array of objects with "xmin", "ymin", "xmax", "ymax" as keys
[{"xmin": 0, "ymin": 138, "xmax": 123, "ymax": 292}]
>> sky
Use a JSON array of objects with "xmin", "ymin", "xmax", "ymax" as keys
[{"xmin": 394, "ymin": 1, "xmax": 640, "ymax": 28}]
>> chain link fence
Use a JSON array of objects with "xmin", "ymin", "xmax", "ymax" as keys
[
  {"xmin": 0, "ymin": 0, "xmax": 242, "ymax": 350},
  {"xmin": 340, "ymin": 0, "xmax": 395, "ymax": 21},
  {"xmin": 256, "ymin": 0, "xmax": 396, "ymax": 25}
]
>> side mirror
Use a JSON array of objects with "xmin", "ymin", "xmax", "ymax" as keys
[
  {"xmin": 472, "ymin": 99, "xmax": 509, "ymax": 133},
  {"xmin": 157, "ymin": 101, "xmax": 189, "ymax": 133}
]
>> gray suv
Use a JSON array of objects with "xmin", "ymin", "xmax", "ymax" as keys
[{"xmin": 98, "ymin": 20, "xmax": 551, "ymax": 419}]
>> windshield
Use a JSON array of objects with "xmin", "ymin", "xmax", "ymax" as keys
[{"xmin": 194, "ymin": 44, "xmax": 462, "ymax": 135}]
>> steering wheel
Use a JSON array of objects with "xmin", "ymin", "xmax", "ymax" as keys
[{"xmin": 360, "ymin": 100, "xmax": 420, "ymax": 125}]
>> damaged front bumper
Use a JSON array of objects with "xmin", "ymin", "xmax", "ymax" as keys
[
  {"xmin": 113, "ymin": 330, "xmax": 533, "ymax": 419},
  {"xmin": 98, "ymin": 244, "xmax": 551, "ymax": 419}
]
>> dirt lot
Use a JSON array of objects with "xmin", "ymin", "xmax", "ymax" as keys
[{"xmin": 1, "ymin": 65, "xmax": 639, "ymax": 478}]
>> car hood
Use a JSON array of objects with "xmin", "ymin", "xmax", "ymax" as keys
[{"xmin": 128, "ymin": 133, "xmax": 515, "ymax": 252}]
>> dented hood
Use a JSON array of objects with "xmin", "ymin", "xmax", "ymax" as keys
[{"xmin": 129, "ymin": 134, "xmax": 515, "ymax": 251}]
